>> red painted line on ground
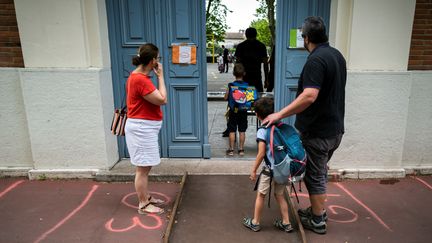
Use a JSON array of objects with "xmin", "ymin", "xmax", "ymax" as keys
[
  {"xmin": 412, "ymin": 176, "xmax": 432, "ymax": 190},
  {"xmin": 335, "ymin": 183, "xmax": 392, "ymax": 232},
  {"xmin": 0, "ymin": 180, "xmax": 25, "ymax": 199},
  {"xmin": 34, "ymin": 185, "xmax": 99, "ymax": 243},
  {"xmin": 290, "ymin": 193, "xmax": 341, "ymax": 198}
]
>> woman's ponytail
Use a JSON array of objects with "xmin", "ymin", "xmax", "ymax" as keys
[{"xmin": 132, "ymin": 54, "xmax": 141, "ymax": 66}]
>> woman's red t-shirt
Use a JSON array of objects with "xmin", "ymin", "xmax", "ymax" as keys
[{"xmin": 126, "ymin": 72, "xmax": 162, "ymax": 120}]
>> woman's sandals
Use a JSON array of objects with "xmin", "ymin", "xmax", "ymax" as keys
[
  {"xmin": 148, "ymin": 196, "xmax": 165, "ymax": 205},
  {"xmin": 138, "ymin": 196, "xmax": 165, "ymax": 215}
]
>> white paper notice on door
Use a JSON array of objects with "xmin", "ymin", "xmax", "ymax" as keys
[{"xmin": 172, "ymin": 44, "xmax": 197, "ymax": 64}]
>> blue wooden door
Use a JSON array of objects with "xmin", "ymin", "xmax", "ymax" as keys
[
  {"xmin": 106, "ymin": 0, "xmax": 210, "ymax": 158},
  {"xmin": 274, "ymin": 0, "xmax": 331, "ymax": 125}
]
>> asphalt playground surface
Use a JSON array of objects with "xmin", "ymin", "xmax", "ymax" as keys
[{"xmin": 1, "ymin": 175, "xmax": 432, "ymax": 242}]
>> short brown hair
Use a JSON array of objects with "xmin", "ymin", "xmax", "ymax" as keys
[
  {"xmin": 233, "ymin": 63, "xmax": 245, "ymax": 78},
  {"xmin": 254, "ymin": 97, "xmax": 274, "ymax": 119}
]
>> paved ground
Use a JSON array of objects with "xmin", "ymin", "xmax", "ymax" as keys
[
  {"xmin": 206, "ymin": 62, "xmax": 267, "ymax": 93},
  {"xmin": 169, "ymin": 175, "xmax": 302, "ymax": 243},
  {"xmin": 0, "ymin": 178, "xmax": 181, "ymax": 243},
  {"xmin": 298, "ymin": 176, "xmax": 432, "ymax": 243},
  {"xmin": 2, "ymin": 175, "xmax": 431, "ymax": 242},
  {"xmin": 206, "ymin": 62, "xmax": 236, "ymax": 92}
]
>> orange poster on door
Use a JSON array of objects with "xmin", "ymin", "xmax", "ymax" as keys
[{"xmin": 172, "ymin": 44, "xmax": 196, "ymax": 64}]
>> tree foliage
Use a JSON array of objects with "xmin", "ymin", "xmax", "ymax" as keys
[
  {"xmin": 206, "ymin": 0, "xmax": 231, "ymax": 45},
  {"xmin": 254, "ymin": 0, "xmax": 275, "ymax": 48},
  {"xmin": 251, "ymin": 19, "xmax": 271, "ymax": 47}
]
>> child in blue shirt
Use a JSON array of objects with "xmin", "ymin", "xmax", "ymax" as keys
[{"xmin": 242, "ymin": 97, "xmax": 293, "ymax": 233}]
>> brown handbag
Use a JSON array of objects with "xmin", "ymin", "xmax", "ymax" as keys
[
  {"xmin": 111, "ymin": 107, "xmax": 127, "ymax": 136},
  {"xmin": 111, "ymin": 80, "xmax": 128, "ymax": 136}
]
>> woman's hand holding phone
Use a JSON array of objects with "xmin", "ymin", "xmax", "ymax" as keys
[{"xmin": 153, "ymin": 62, "xmax": 163, "ymax": 78}]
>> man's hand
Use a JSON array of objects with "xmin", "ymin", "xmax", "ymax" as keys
[{"xmin": 262, "ymin": 112, "xmax": 281, "ymax": 127}]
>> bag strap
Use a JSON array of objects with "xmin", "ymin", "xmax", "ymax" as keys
[
  {"xmin": 268, "ymin": 122, "xmax": 284, "ymax": 160},
  {"xmin": 290, "ymin": 181, "xmax": 300, "ymax": 203},
  {"xmin": 120, "ymin": 69, "xmax": 131, "ymax": 110},
  {"xmin": 253, "ymin": 169, "xmax": 273, "ymax": 208}
]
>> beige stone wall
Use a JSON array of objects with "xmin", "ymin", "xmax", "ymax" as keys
[{"xmin": 330, "ymin": 0, "xmax": 416, "ymax": 71}]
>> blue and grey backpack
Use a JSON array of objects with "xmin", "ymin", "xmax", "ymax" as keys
[{"xmin": 254, "ymin": 122, "xmax": 307, "ymax": 207}]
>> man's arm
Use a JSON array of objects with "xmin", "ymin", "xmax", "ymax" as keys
[{"xmin": 263, "ymin": 87, "xmax": 319, "ymax": 125}]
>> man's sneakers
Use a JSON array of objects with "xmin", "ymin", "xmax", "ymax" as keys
[
  {"xmin": 298, "ymin": 207, "xmax": 327, "ymax": 234},
  {"xmin": 298, "ymin": 206, "xmax": 328, "ymax": 221}
]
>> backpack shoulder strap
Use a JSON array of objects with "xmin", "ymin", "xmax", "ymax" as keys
[{"xmin": 266, "ymin": 122, "xmax": 283, "ymax": 159}]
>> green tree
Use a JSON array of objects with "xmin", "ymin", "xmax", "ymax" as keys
[
  {"xmin": 250, "ymin": 19, "xmax": 271, "ymax": 47},
  {"xmin": 206, "ymin": 0, "xmax": 231, "ymax": 44},
  {"xmin": 255, "ymin": 0, "xmax": 275, "ymax": 48}
]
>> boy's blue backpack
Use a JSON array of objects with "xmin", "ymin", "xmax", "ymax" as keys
[
  {"xmin": 254, "ymin": 122, "xmax": 307, "ymax": 207},
  {"xmin": 228, "ymin": 81, "xmax": 258, "ymax": 112},
  {"xmin": 265, "ymin": 123, "xmax": 307, "ymax": 185}
]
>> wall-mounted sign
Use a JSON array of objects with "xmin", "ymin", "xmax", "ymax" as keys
[
  {"xmin": 172, "ymin": 43, "xmax": 197, "ymax": 64},
  {"xmin": 289, "ymin": 29, "xmax": 304, "ymax": 48}
]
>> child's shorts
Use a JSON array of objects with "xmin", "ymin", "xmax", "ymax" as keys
[
  {"xmin": 257, "ymin": 168, "xmax": 285, "ymax": 196},
  {"xmin": 227, "ymin": 111, "xmax": 248, "ymax": 132}
]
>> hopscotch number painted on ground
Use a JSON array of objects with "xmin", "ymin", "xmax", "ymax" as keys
[{"xmin": 105, "ymin": 191, "xmax": 171, "ymax": 232}]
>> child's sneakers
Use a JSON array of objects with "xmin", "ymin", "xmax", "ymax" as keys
[
  {"xmin": 242, "ymin": 217, "xmax": 261, "ymax": 232},
  {"xmin": 273, "ymin": 219, "xmax": 294, "ymax": 233}
]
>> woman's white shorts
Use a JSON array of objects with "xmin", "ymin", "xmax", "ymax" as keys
[{"xmin": 125, "ymin": 118, "xmax": 162, "ymax": 167}]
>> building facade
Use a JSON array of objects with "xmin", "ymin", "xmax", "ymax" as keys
[{"xmin": 0, "ymin": 0, "xmax": 431, "ymax": 176}]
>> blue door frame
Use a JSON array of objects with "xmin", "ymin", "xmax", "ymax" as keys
[
  {"xmin": 106, "ymin": 0, "xmax": 330, "ymax": 159},
  {"xmin": 275, "ymin": 0, "xmax": 331, "ymax": 125}
]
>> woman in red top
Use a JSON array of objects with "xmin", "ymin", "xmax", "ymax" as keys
[{"xmin": 125, "ymin": 43, "xmax": 167, "ymax": 214}]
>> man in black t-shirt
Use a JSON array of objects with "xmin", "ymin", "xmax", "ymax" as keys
[
  {"xmin": 234, "ymin": 28, "xmax": 268, "ymax": 92},
  {"xmin": 263, "ymin": 16, "xmax": 346, "ymax": 235}
]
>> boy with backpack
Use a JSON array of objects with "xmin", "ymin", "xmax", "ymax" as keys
[
  {"xmin": 243, "ymin": 97, "xmax": 300, "ymax": 233},
  {"xmin": 224, "ymin": 63, "xmax": 257, "ymax": 156}
]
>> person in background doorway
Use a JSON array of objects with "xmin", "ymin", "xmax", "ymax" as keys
[
  {"xmin": 125, "ymin": 43, "xmax": 167, "ymax": 215},
  {"xmin": 265, "ymin": 46, "xmax": 275, "ymax": 92},
  {"xmin": 222, "ymin": 45, "xmax": 229, "ymax": 73},
  {"xmin": 263, "ymin": 16, "xmax": 346, "ymax": 234},
  {"xmin": 235, "ymin": 27, "xmax": 269, "ymax": 92}
]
